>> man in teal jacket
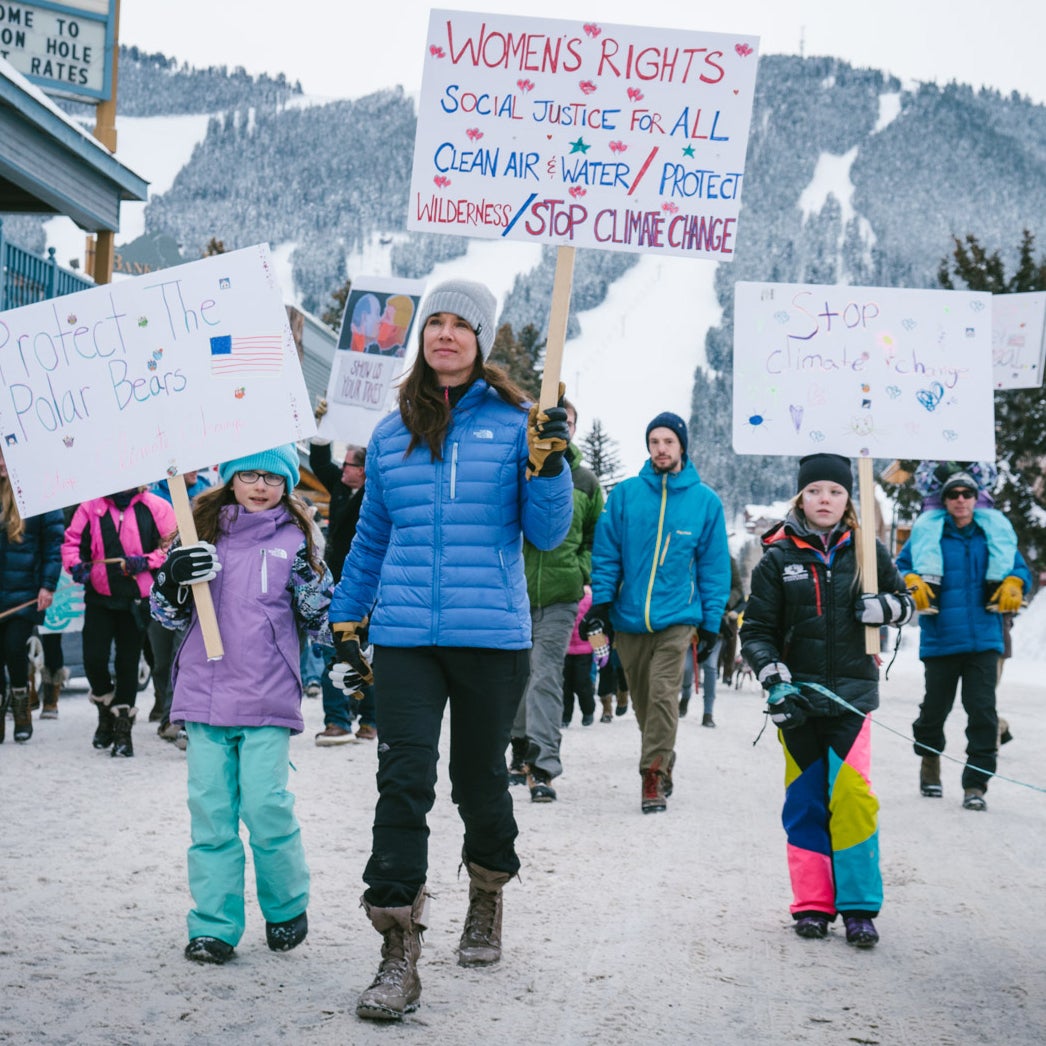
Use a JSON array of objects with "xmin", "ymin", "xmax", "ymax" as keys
[
  {"xmin": 510, "ymin": 399, "xmax": 604, "ymax": 802},
  {"xmin": 583, "ymin": 412, "xmax": 730, "ymax": 814}
]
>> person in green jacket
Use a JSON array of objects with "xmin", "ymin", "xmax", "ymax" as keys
[{"xmin": 508, "ymin": 399, "xmax": 604, "ymax": 802}]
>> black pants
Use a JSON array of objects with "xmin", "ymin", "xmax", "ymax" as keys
[
  {"xmin": 82, "ymin": 603, "xmax": 144, "ymax": 705},
  {"xmin": 364, "ymin": 645, "xmax": 529, "ymax": 908},
  {"xmin": 0, "ymin": 617, "xmax": 34, "ymax": 689},
  {"xmin": 913, "ymin": 650, "xmax": 998, "ymax": 792},
  {"xmin": 562, "ymin": 652, "xmax": 596, "ymax": 721}
]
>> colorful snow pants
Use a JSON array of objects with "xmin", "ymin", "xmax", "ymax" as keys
[{"xmin": 778, "ymin": 712, "xmax": 881, "ymax": 918}]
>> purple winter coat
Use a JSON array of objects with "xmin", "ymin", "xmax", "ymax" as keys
[{"xmin": 169, "ymin": 504, "xmax": 315, "ymax": 734}]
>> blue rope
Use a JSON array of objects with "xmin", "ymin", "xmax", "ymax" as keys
[{"xmin": 794, "ymin": 681, "xmax": 1046, "ymax": 795}]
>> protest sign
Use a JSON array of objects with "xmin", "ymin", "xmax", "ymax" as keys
[
  {"xmin": 318, "ymin": 277, "xmax": 425, "ymax": 445},
  {"xmin": 0, "ymin": 243, "xmax": 314, "ymax": 518},
  {"xmin": 409, "ymin": 10, "xmax": 759, "ymax": 261},
  {"xmin": 732, "ymin": 281, "xmax": 996, "ymax": 461},
  {"xmin": 991, "ymin": 290, "xmax": 1046, "ymax": 390}
]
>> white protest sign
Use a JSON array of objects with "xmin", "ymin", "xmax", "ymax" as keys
[
  {"xmin": 0, "ymin": 244, "xmax": 314, "ymax": 517},
  {"xmin": 318, "ymin": 276, "xmax": 425, "ymax": 446},
  {"xmin": 409, "ymin": 10, "xmax": 759, "ymax": 261},
  {"xmin": 732, "ymin": 281, "xmax": 996, "ymax": 460},
  {"xmin": 991, "ymin": 291, "xmax": 1046, "ymax": 389}
]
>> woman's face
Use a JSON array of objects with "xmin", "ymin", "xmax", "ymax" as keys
[
  {"xmin": 422, "ymin": 311, "xmax": 479, "ymax": 387},
  {"xmin": 801, "ymin": 482, "xmax": 849, "ymax": 529},
  {"xmin": 231, "ymin": 471, "xmax": 285, "ymax": 512}
]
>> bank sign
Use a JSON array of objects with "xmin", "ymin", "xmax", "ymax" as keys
[
  {"xmin": 409, "ymin": 10, "xmax": 759, "ymax": 261},
  {"xmin": 0, "ymin": 1, "xmax": 116, "ymax": 103}
]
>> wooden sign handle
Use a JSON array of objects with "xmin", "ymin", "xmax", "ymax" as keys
[
  {"xmin": 538, "ymin": 245, "xmax": 576, "ymax": 412},
  {"xmin": 167, "ymin": 474, "xmax": 225, "ymax": 660},
  {"xmin": 857, "ymin": 457, "xmax": 881, "ymax": 656}
]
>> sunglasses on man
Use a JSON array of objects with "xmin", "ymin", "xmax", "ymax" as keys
[{"xmin": 944, "ymin": 489, "xmax": 976, "ymax": 500}]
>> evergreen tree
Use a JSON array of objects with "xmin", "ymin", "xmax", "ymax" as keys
[
  {"xmin": 581, "ymin": 419, "xmax": 624, "ymax": 489},
  {"xmin": 883, "ymin": 230, "xmax": 1046, "ymax": 572},
  {"xmin": 322, "ymin": 278, "xmax": 352, "ymax": 333},
  {"xmin": 488, "ymin": 322, "xmax": 541, "ymax": 400}
]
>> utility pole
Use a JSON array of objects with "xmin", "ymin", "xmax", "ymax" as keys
[{"xmin": 89, "ymin": 0, "xmax": 121, "ymax": 284}]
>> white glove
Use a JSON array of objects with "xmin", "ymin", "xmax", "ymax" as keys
[
  {"xmin": 328, "ymin": 660, "xmax": 366, "ymax": 696},
  {"xmin": 854, "ymin": 592, "xmax": 912, "ymax": 626}
]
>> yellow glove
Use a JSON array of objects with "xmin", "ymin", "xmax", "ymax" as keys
[
  {"xmin": 905, "ymin": 573, "xmax": 935, "ymax": 613},
  {"xmin": 988, "ymin": 576, "xmax": 1024, "ymax": 613},
  {"xmin": 332, "ymin": 617, "xmax": 374, "ymax": 685},
  {"xmin": 525, "ymin": 382, "xmax": 569, "ymax": 480}
]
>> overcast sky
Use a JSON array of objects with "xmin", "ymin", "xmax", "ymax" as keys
[{"xmin": 119, "ymin": 1, "xmax": 1046, "ymax": 106}]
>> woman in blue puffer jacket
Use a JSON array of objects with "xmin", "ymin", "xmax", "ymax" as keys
[{"xmin": 328, "ymin": 278, "xmax": 573, "ymax": 1021}]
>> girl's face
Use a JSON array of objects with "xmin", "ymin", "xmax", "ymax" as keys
[
  {"xmin": 422, "ymin": 311, "xmax": 479, "ymax": 387},
  {"xmin": 232, "ymin": 471, "xmax": 285, "ymax": 512},
  {"xmin": 801, "ymin": 482, "xmax": 849, "ymax": 529}
]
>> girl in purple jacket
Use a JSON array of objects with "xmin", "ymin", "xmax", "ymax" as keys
[{"xmin": 150, "ymin": 445, "xmax": 332, "ymax": 966}]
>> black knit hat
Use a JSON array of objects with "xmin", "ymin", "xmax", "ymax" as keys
[
  {"xmin": 797, "ymin": 453, "xmax": 853, "ymax": 496},
  {"xmin": 646, "ymin": 411, "xmax": 688, "ymax": 457}
]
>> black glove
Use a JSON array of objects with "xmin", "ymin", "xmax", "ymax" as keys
[
  {"xmin": 123, "ymin": 555, "xmax": 150, "ymax": 575},
  {"xmin": 154, "ymin": 542, "xmax": 221, "ymax": 602},
  {"xmin": 579, "ymin": 602, "xmax": 613, "ymax": 642},
  {"xmin": 328, "ymin": 659, "xmax": 365, "ymax": 696},
  {"xmin": 70, "ymin": 562, "xmax": 91, "ymax": 585},
  {"xmin": 766, "ymin": 682, "xmax": 811, "ymax": 730},
  {"xmin": 332, "ymin": 617, "xmax": 374, "ymax": 686},
  {"xmin": 526, "ymin": 383, "xmax": 570, "ymax": 479},
  {"xmin": 854, "ymin": 592, "xmax": 912, "ymax": 625},
  {"xmin": 695, "ymin": 628, "xmax": 719, "ymax": 663}
]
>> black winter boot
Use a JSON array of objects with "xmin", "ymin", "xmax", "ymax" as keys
[
  {"xmin": 91, "ymin": 693, "xmax": 115, "ymax": 749},
  {"xmin": 11, "ymin": 687, "xmax": 32, "ymax": 743},
  {"xmin": 507, "ymin": 737, "xmax": 528, "ymax": 785},
  {"xmin": 110, "ymin": 705, "xmax": 137, "ymax": 757}
]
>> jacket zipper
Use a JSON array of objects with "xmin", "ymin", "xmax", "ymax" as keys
[
  {"xmin": 261, "ymin": 549, "xmax": 269, "ymax": 593},
  {"xmin": 450, "ymin": 441, "xmax": 459, "ymax": 500},
  {"xmin": 644, "ymin": 474, "xmax": 669, "ymax": 632}
]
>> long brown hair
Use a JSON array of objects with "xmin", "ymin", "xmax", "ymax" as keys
[
  {"xmin": 398, "ymin": 336, "xmax": 528, "ymax": 460},
  {"xmin": 190, "ymin": 483, "xmax": 325, "ymax": 577},
  {"xmin": 0, "ymin": 475, "xmax": 25, "ymax": 543}
]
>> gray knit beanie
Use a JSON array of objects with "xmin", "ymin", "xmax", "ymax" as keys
[{"xmin": 420, "ymin": 279, "xmax": 497, "ymax": 360}]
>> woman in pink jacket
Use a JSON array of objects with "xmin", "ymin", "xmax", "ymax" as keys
[{"xmin": 61, "ymin": 487, "xmax": 175, "ymax": 756}]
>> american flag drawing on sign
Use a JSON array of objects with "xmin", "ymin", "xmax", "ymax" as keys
[{"xmin": 209, "ymin": 334, "xmax": 284, "ymax": 375}]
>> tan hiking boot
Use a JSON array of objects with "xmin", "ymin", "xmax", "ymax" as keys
[
  {"xmin": 919, "ymin": 754, "xmax": 942, "ymax": 798},
  {"xmin": 357, "ymin": 887, "xmax": 428, "ymax": 1021},
  {"xmin": 458, "ymin": 861, "xmax": 511, "ymax": 967}
]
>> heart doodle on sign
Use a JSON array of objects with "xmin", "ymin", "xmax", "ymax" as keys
[
  {"xmin": 579, "ymin": 80, "xmax": 597, "ymax": 95},
  {"xmin": 810, "ymin": 431, "xmax": 826, "ymax": 442},
  {"xmin": 942, "ymin": 429, "xmax": 959, "ymax": 441},
  {"xmin": 465, "ymin": 128, "xmax": 483, "ymax": 141},
  {"xmin": 901, "ymin": 318, "xmax": 917, "ymax": 331},
  {"xmin": 915, "ymin": 382, "xmax": 945, "ymax": 412},
  {"xmin": 429, "ymin": 45, "xmax": 444, "ymax": 58},
  {"xmin": 153, "ymin": 349, "xmax": 163, "ymax": 360},
  {"xmin": 433, "ymin": 175, "xmax": 451, "ymax": 188},
  {"xmin": 517, "ymin": 79, "xmax": 534, "ymax": 93},
  {"xmin": 627, "ymin": 87, "xmax": 644, "ymax": 101},
  {"xmin": 608, "ymin": 141, "xmax": 627, "ymax": 154},
  {"xmin": 886, "ymin": 385, "xmax": 902, "ymax": 398},
  {"xmin": 969, "ymin": 299, "xmax": 986, "ymax": 312},
  {"xmin": 147, "ymin": 360, "xmax": 157, "ymax": 371},
  {"xmin": 583, "ymin": 23, "xmax": 601, "ymax": 38},
  {"xmin": 661, "ymin": 202, "xmax": 679, "ymax": 214},
  {"xmin": 774, "ymin": 311, "xmax": 790, "ymax": 324},
  {"xmin": 568, "ymin": 186, "xmax": 587, "ymax": 198},
  {"xmin": 735, "ymin": 43, "xmax": 753, "ymax": 57}
]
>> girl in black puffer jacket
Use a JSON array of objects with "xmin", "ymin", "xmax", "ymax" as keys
[{"xmin": 741, "ymin": 454, "xmax": 913, "ymax": 950}]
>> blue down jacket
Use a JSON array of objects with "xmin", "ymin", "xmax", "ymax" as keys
[
  {"xmin": 590, "ymin": 459, "xmax": 730, "ymax": 634},
  {"xmin": 329, "ymin": 380, "xmax": 574, "ymax": 648}
]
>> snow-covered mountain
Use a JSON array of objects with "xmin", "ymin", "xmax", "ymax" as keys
[{"xmin": 35, "ymin": 50, "xmax": 1046, "ymax": 498}]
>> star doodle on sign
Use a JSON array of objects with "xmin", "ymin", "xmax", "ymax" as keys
[
  {"xmin": 682, "ymin": 144, "xmax": 696, "ymax": 158},
  {"xmin": 569, "ymin": 137, "xmax": 591, "ymax": 154}
]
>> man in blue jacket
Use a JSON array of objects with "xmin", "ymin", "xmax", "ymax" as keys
[
  {"xmin": 896, "ymin": 467, "xmax": 1032, "ymax": 811},
  {"xmin": 583, "ymin": 412, "xmax": 731, "ymax": 814}
]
